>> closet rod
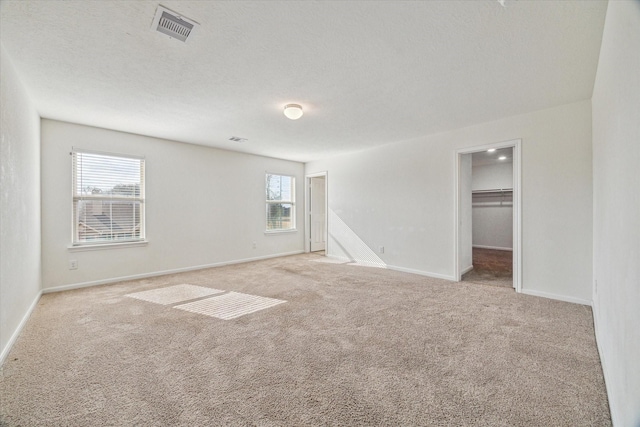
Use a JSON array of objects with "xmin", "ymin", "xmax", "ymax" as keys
[
  {"xmin": 471, "ymin": 188, "xmax": 513, "ymax": 194},
  {"xmin": 472, "ymin": 202, "xmax": 513, "ymax": 207}
]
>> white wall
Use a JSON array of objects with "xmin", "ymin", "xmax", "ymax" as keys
[
  {"xmin": 41, "ymin": 120, "xmax": 304, "ymax": 291},
  {"xmin": 472, "ymin": 162, "xmax": 513, "ymax": 191},
  {"xmin": 459, "ymin": 154, "xmax": 472, "ymax": 272},
  {"xmin": 472, "ymin": 161, "xmax": 513, "ymax": 250},
  {"xmin": 592, "ymin": 1, "xmax": 640, "ymax": 425},
  {"xmin": 306, "ymin": 100, "xmax": 593, "ymax": 304},
  {"xmin": 0, "ymin": 45, "xmax": 42, "ymax": 362}
]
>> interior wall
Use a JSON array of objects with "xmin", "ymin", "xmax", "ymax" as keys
[
  {"xmin": 591, "ymin": 1, "xmax": 640, "ymax": 425},
  {"xmin": 0, "ymin": 45, "xmax": 42, "ymax": 361},
  {"xmin": 459, "ymin": 154, "xmax": 473, "ymax": 273},
  {"xmin": 306, "ymin": 99, "xmax": 592, "ymax": 304},
  {"xmin": 41, "ymin": 120, "xmax": 305, "ymax": 291},
  {"xmin": 472, "ymin": 162, "xmax": 513, "ymax": 192},
  {"xmin": 472, "ymin": 161, "xmax": 513, "ymax": 250}
]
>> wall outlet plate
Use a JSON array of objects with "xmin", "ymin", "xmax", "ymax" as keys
[{"xmin": 69, "ymin": 260, "xmax": 78, "ymax": 270}]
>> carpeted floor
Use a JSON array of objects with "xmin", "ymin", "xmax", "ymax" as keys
[
  {"xmin": 0, "ymin": 253, "xmax": 610, "ymax": 426},
  {"xmin": 463, "ymin": 248, "xmax": 513, "ymax": 288}
]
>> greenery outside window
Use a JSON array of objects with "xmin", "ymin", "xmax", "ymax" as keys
[
  {"xmin": 72, "ymin": 149, "xmax": 145, "ymax": 245},
  {"xmin": 266, "ymin": 173, "xmax": 295, "ymax": 232}
]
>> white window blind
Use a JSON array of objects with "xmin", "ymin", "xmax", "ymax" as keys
[
  {"xmin": 72, "ymin": 150, "xmax": 145, "ymax": 245},
  {"xmin": 266, "ymin": 174, "xmax": 295, "ymax": 231}
]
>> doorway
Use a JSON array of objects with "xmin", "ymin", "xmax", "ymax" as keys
[
  {"xmin": 455, "ymin": 140, "xmax": 522, "ymax": 292},
  {"xmin": 306, "ymin": 172, "xmax": 327, "ymax": 253}
]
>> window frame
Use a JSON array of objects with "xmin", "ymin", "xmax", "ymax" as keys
[
  {"xmin": 265, "ymin": 173, "xmax": 296, "ymax": 233},
  {"xmin": 71, "ymin": 148, "xmax": 146, "ymax": 248}
]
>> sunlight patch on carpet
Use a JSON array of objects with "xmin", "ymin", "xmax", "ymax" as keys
[
  {"xmin": 173, "ymin": 292, "xmax": 286, "ymax": 320},
  {"xmin": 310, "ymin": 257, "xmax": 348, "ymax": 264},
  {"xmin": 125, "ymin": 284, "xmax": 224, "ymax": 305}
]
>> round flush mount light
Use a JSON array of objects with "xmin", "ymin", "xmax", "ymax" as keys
[
  {"xmin": 487, "ymin": 148, "xmax": 496, "ymax": 153},
  {"xmin": 499, "ymin": 156, "xmax": 507, "ymax": 160},
  {"xmin": 284, "ymin": 104, "xmax": 303, "ymax": 120}
]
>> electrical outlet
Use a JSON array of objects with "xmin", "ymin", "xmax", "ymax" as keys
[
  {"xmin": 252, "ymin": 242, "xmax": 257, "ymax": 249},
  {"xmin": 69, "ymin": 260, "xmax": 78, "ymax": 270},
  {"xmin": 379, "ymin": 246, "xmax": 384, "ymax": 254}
]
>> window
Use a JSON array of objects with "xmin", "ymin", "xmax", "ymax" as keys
[
  {"xmin": 72, "ymin": 149, "xmax": 145, "ymax": 246},
  {"xmin": 266, "ymin": 173, "xmax": 295, "ymax": 232}
]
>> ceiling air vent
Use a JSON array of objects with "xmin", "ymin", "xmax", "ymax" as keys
[
  {"xmin": 229, "ymin": 137, "xmax": 248, "ymax": 143},
  {"xmin": 151, "ymin": 5, "xmax": 198, "ymax": 43}
]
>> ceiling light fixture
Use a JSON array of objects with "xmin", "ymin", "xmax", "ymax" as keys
[
  {"xmin": 487, "ymin": 148, "xmax": 496, "ymax": 153},
  {"xmin": 499, "ymin": 156, "xmax": 507, "ymax": 160},
  {"xmin": 284, "ymin": 104, "xmax": 303, "ymax": 120}
]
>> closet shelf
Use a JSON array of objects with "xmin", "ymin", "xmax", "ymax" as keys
[
  {"xmin": 472, "ymin": 188, "xmax": 513, "ymax": 207},
  {"xmin": 472, "ymin": 202, "xmax": 513, "ymax": 207},
  {"xmin": 472, "ymin": 188, "xmax": 513, "ymax": 194}
]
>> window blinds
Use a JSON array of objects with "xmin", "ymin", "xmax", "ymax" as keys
[
  {"xmin": 266, "ymin": 174, "xmax": 295, "ymax": 231},
  {"xmin": 72, "ymin": 150, "xmax": 145, "ymax": 245}
]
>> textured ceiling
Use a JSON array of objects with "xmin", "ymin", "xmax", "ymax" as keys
[{"xmin": 0, "ymin": 1, "xmax": 607, "ymax": 162}]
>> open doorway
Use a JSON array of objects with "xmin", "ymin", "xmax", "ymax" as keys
[
  {"xmin": 464, "ymin": 147, "xmax": 513, "ymax": 288},
  {"xmin": 455, "ymin": 140, "xmax": 521, "ymax": 292},
  {"xmin": 306, "ymin": 172, "xmax": 327, "ymax": 253}
]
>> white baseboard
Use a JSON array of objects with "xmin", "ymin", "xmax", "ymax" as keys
[
  {"xmin": 461, "ymin": 264, "xmax": 474, "ymax": 275},
  {"xmin": 520, "ymin": 288, "xmax": 592, "ymax": 306},
  {"xmin": 325, "ymin": 255, "xmax": 456, "ymax": 281},
  {"xmin": 43, "ymin": 250, "xmax": 305, "ymax": 294},
  {"xmin": 0, "ymin": 290, "xmax": 42, "ymax": 366},
  {"xmin": 472, "ymin": 245, "xmax": 513, "ymax": 251},
  {"xmin": 386, "ymin": 264, "xmax": 456, "ymax": 281},
  {"xmin": 325, "ymin": 255, "xmax": 386, "ymax": 268}
]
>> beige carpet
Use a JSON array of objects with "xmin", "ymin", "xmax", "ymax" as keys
[{"xmin": 0, "ymin": 253, "xmax": 610, "ymax": 426}]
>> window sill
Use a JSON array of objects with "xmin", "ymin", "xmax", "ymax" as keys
[
  {"xmin": 68, "ymin": 241, "xmax": 148, "ymax": 252},
  {"xmin": 264, "ymin": 229, "xmax": 297, "ymax": 235}
]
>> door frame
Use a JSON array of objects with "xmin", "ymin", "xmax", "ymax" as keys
[
  {"xmin": 454, "ymin": 139, "xmax": 522, "ymax": 293},
  {"xmin": 305, "ymin": 171, "xmax": 328, "ymax": 253}
]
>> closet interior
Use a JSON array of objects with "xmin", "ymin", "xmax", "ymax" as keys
[{"xmin": 463, "ymin": 147, "xmax": 514, "ymax": 288}]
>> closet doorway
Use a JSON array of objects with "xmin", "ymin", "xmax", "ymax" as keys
[
  {"xmin": 306, "ymin": 172, "xmax": 327, "ymax": 253},
  {"xmin": 455, "ymin": 140, "xmax": 522, "ymax": 292}
]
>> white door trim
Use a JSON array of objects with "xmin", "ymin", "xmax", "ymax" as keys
[
  {"xmin": 305, "ymin": 171, "xmax": 328, "ymax": 254},
  {"xmin": 454, "ymin": 139, "xmax": 522, "ymax": 293}
]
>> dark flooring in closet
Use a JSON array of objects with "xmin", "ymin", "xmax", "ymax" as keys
[{"xmin": 462, "ymin": 248, "xmax": 513, "ymax": 288}]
